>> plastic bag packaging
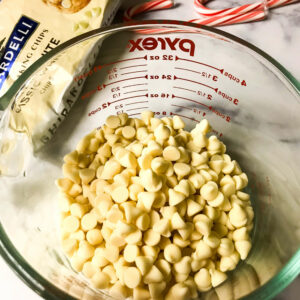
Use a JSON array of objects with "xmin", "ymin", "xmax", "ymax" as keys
[
  {"xmin": 0, "ymin": 0, "xmax": 121, "ymax": 176},
  {"xmin": 0, "ymin": 0, "xmax": 121, "ymax": 97}
]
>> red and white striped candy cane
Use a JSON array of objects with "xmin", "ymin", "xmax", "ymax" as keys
[
  {"xmin": 123, "ymin": 0, "xmax": 300, "ymax": 28},
  {"xmin": 192, "ymin": 0, "xmax": 300, "ymax": 26},
  {"xmin": 267, "ymin": 0, "xmax": 299, "ymax": 8},
  {"xmin": 190, "ymin": 10, "xmax": 266, "ymax": 27},
  {"xmin": 193, "ymin": 0, "xmax": 266, "ymax": 17},
  {"xmin": 124, "ymin": 0, "xmax": 174, "ymax": 22}
]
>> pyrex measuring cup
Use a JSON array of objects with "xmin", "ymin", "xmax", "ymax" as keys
[{"xmin": 0, "ymin": 21, "xmax": 299, "ymax": 300}]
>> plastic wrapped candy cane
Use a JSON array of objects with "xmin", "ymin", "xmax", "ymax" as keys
[
  {"xmin": 124, "ymin": 0, "xmax": 299, "ymax": 27},
  {"xmin": 124, "ymin": 0, "xmax": 174, "ymax": 22},
  {"xmin": 191, "ymin": 0, "xmax": 299, "ymax": 26}
]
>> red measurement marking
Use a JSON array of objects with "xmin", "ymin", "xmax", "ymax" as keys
[
  {"xmin": 127, "ymin": 106, "xmax": 149, "ymax": 112},
  {"xmin": 120, "ymin": 64, "xmax": 147, "ymax": 70},
  {"xmin": 110, "ymin": 94, "xmax": 148, "ymax": 105},
  {"xmin": 171, "ymin": 104, "xmax": 193, "ymax": 111},
  {"xmin": 123, "ymin": 89, "xmax": 148, "ymax": 95},
  {"xmin": 173, "ymin": 86, "xmax": 196, "ymax": 93},
  {"xmin": 123, "ymin": 83, "xmax": 148, "ymax": 88},
  {"xmin": 121, "ymin": 70, "xmax": 147, "ymax": 76},
  {"xmin": 175, "ymin": 67, "xmax": 205, "ymax": 76},
  {"xmin": 170, "ymin": 112, "xmax": 198, "ymax": 122},
  {"xmin": 103, "ymin": 76, "xmax": 147, "ymax": 88},
  {"xmin": 172, "ymin": 94, "xmax": 211, "ymax": 110},
  {"xmin": 211, "ymin": 107, "xmax": 231, "ymax": 122},
  {"xmin": 128, "ymin": 113, "xmax": 141, "ymax": 117},
  {"xmin": 103, "ymin": 56, "xmax": 147, "ymax": 67},
  {"xmin": 174, "ymin": 76, "xmax": 218, "ymax": 93},
  {"xmin": 175, "ymin": 67, "xmax": 217, "ymax": 81},
  {"xmin": 125, "ymin": 100, "xmax": 149, "ymax": 106},
  {"xmin": 175, "ymin": 56, "xmax": 224, "ymax": 74}
]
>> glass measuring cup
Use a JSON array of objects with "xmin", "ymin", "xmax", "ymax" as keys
[{"xmin": 0, "ymin": 21, "xmax": 299, "ymax": 300}]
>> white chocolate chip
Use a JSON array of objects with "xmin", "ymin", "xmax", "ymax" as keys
[
  {"xmin": 123, "ymin": 267, "xmax": 142, "ymax": 288},
  {"xmin": 136, "ymin": 213, "xmax": 150, "ymax": 231},
  {"xmin": 103, "ymin": 265, "xmax": 118, "ymax": 284},
  {"xmin": 164, "ymin": 244, "xmax": 182, "ymax": 263},
  {"xmin": 149, "ymin": 281, "xmax": 166, "ymax": 299},
  {"xmin": 232, "ymin": 227, "xmax": 249, "ymax": 241},
  {"xmin": 143, "ymin": 265, "xmax": 164, "ymax": 284},
  {"xmin": 166, "ymin": 283, "xmax": 190, "ymax": 300},
  {"xmin": 122, "ymin": 126, "xmax": 136, "ymax": 139},
  {"xmin": 168, "ymin": 189, "xmax": 185, "ymax": 206},
  {"xmin": 125, "ymin": 230, "xmax": 142, "ymax": 244},
  {"xmin": 133, "ymin": 286, "xmax": 150, "ymax": 300},
  {"xmin": 58, "ymin": 112, "xmax": 253, "ymax": 296},
  {"xmin": 82, "ymin": 261, "xmax": 97, "ymax": 278},
  {"xmin": 217, "ymin": 238, "xmax": 234, "ymax": 257},
  {"xmin": 154, "ymin": 123, "xmax": 171, "ymax": 141},
  {"xmin": 235, "ymin": 240, "xmax": 252, "ymax": 260},
  {"xmin": 173, "ymin": 256, "xmax": 191, "ymax": 274},
  {"xmin": 163, "ymin": 146, "xmax": 181, "ymax": 161},
  {"xmin": 210, "ymin": 269, "xmax": 227, "ymax": 287},
  {"xmin": 86, "ymin": 229, "xmax": 103, "ymax": 245},
  {"xmin": 144, "ymin": 229, "xmax": 161, "ymax": 246},
  {"xmin": 92, "ymin": 271, "xmax": 110, "ymax": 289},
  {"xmin": 62, "ymin": 215, "xmax": 80, "ymax": 233},
  {"xmin": 92, "ymin": 249, "xmax": 109, "ymax": 268},
  {"xmin": 174, "ymin": 163, "xmax": 191, "ymax": 179},
  {"xmin": 111, "ymin": 186, "xmax": 129, "ymax": 203},
  {"xmin": 106, "ymin": 115, "xmax": 121, "ymax": 129},
  {"xmin": 228, "ymin": 204, "xmax": 248, "ymax": 228},
  {"xmin": 140, "ymin": 169, "xmax": 163, "ymax": 193},
  {"xmin": 171, "ymin": 212, "xmax": 186, "ymax": 230},
  {"xmin": 194, "ymin": 268, "xmax": 212, "ymax": 291},
  {"xmin": 172, "ymin": 115, "xmax": 185, "ymax": 129},
  {"xmin": 78, "ymin": 241, "xmax": 95, "ymax": 260},
  {"xmin": 219, "ymin": 251, "xmax": 240, "ymax": 272},
  {"xmin": 195, "ymin": 240, "xmax": 213, "ymax": 260},
  {"xmin": 124, "ymin": 244, "xmax": 140, "ymax": 263},
  {"xmin": 200, "ymin": 181, "xmax": 218, "ymax": 201},
  {"xmin": 141, "ymin": 111, "xmax": 154, "ymax": 125},
  {"xmin": 109, "ymin": 281, "xmax": 128, "ymax": 299},
  {"xmin": 153, "ymin": 218, "xmax": 170, "ymax": 236}
]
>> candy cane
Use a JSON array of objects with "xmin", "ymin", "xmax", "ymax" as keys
[
  {"xmin": 193, "ymin": 0, "xmax": 266, "ymax": 17},
  {"xmin": 123, "ymin": 0, "xmax": 174, "ymax": 22},
  {"xmin": 190, "ymin": 10, "xmax": 266, "ymax": 27},
  {"xmin": 267, "ymin": 0, "xmax": 299, "ymax": 8},
  {"xmin": 123, "ymin": 0, "xmax": 299, "ymax": 28}
]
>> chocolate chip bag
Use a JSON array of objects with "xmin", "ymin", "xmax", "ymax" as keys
[{"xmin": 0, "ymin": 0, "xmax": 121, "ymax": 176}]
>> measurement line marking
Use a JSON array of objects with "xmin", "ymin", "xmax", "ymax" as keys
[
  {"xmin": 123, "ymin": 89, "xmax": 148, "ymax": 95},
  {"xmin": 173, "ymin": 86, "xmax": 196, "ymax": 93},
  {"xmin": 127, "ymin": 106, "xmax": 149, "ymax": 112},
  {"xmin": 128, "ymin": 113, "xmax": 141, "ymax": 117},
  {"xmin": 110, "ymin": 94, "xmax": 148, "ymax": 104},
  {"xmin": 175, "ymin": 56, "xmax": 224, "ymax": 74},
  {"xmin": 125, "ymin": 100, "xmax": 149, "ymax": 106},
  {"xmin": 175, "ymin": 67, "xmax": 206, "ymax": 76},
  {"xmin": 103, "ymin": 76, "xmax": 147, "ymax": 88},
  {"xmin": 121, "ymin": 70, "xmax": 147, "ymax": 76},
  {"xmin": 103, "ymin": 56, "xmax": 147, "ymax": 67},
  {"xmin": 170, "ymin": 112, "xmax": 198, "ymax": 122},
  {"xmin": 174, "ymin": 76, "xmax": 218, "ymax": 93},
  {"xmin": 171, "ymin": 104, "xmax": 193, "ymax": 111},
  {"xmin": 120, "ymin": 64, "xmax": 147, "ymax": 70},
  {"xmin": 123, "ymin": 83, "xmax": 148, "ymax": 89},
  {"xmin": 172, "ymin": 94, "xmax": 211, "ymax": 110}
]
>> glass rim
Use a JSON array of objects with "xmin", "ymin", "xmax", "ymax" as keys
[{"xmin": 0, "ymin": 20, "xmax": 299, "ymax": 300}]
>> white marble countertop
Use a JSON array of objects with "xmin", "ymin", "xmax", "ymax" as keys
[{"xmin": 0, "ymin": 0, "xmax": 299, "ymax": 299}]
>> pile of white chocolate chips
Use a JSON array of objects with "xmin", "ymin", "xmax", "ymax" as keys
[{"xmin": 57, "ymin": 111, "xmax": 254, "ymax": 300}]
